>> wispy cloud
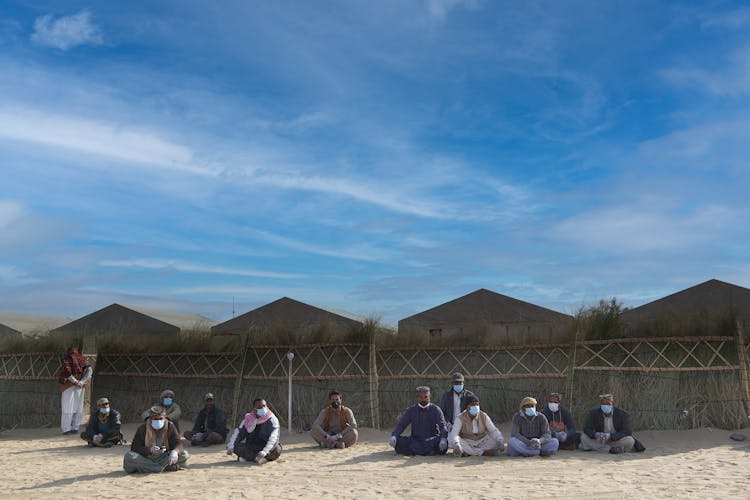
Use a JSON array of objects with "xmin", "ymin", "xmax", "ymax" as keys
[
  {"xmin": 99, "ymin": 258, "xmax": 305, "ymax": 279},
  {"xmin": 244, "ymin": 229, "xmax": 393, "ymax": 262},
  {"xmin": 0, "ymin": 106, "xmax": 214, "ymax": 175},
  {"xmin": 0, "ymin": 199, "xmax": 23, "ymax": 229},
  {"xmin": 426, "ymin": 0, "xmax": 481, "ymax": 21},
  {"xmin": 31, "ymin": 9, "xmax": 103, "ymax": 50},
  {"xmin": 659, "ymin": 45, "xmax": 750, "ymax": 97}
]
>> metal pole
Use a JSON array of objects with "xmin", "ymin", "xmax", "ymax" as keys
[{"xmin": 286, "ymin": 351, "xmax": 294, "ymax": 433}]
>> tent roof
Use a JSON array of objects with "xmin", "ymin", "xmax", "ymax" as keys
[
  {"xmin": 51, "ymin": 303, "xmax": 180, "ymax": 335},
  {"xmin": 399, "ymin": 288, "xmax": 572, "ymax": 326},
  {"xmin": 0, "ymin": 322, "xmax": 21, "ymax": 336},
  {"xmin": 124, "ymin": 306, "xmax": 216, "ymax": 331},
  {"xmin": 211, "ymin": 297, "xmax": 363, "ymax": 335},
  {"xmin": 0, "ymin": 312, "xmax": 72, "ymax": 335},
  {"xmin": 622, "ymin": 279, "xmax": 750, "ymax": 323}
]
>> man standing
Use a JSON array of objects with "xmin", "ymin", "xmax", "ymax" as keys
[
  {"xmin": 448, "ymin": 394, "xmax": 504, "ymax": 457},
  {"xmin": 183, "ymin": 392, "xmax": 228, "ymax": 446},
  {"xmin": 389, "ymin": 386, "xmax": 448, "ymax": 456},
  {"xmin": 311, "ymin": 390, "xmax": 358, "ymax": 449},
  {"xmin": 439, "ymin": 373, "xmax": 476, "ymax": 432},
  {"xmin": 59, "ymin": 346, "xmax": 92, "ymax": 435},
  {"xmin": 540, "ymin": 392, "xmax": 581, "ymax": 450},
  {"xmin": 81, "ymin": 397, "xmax": 123, "ymax": 447},
  {"xmin": 581, "ymin": 393, "xmax": 635, "ymax": 454},
  {"xmin": 507, "ymin": 396, "xmax": 559, "ymax": 457},
  {"xmin": 123, "ymin": 406, "xmax": 189, "ymax": 473}
]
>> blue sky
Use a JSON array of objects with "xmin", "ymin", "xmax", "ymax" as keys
[{"xmin": 1, "ymin": 1, "xmax": 749, "ymax": 326}]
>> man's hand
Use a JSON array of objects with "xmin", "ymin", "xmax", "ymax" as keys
[
  {"xmin": 439, "ymin": 438, "xmax": 448, "ymax": 451},
  {"xmin": 150, "ymin": 445, "xmax": 162, "ymax": 455},
  {"xmin": 168, "ymin": 450, "xmax": 178, "ymax": 465},
  {"xmin": 226, "ymin": 448, "xmax": 233, "ymax": 455},
  {"xmin": 326, "ymin": 433, "xmax": 338, "ymax": 442},
  {"xmin": 556, "ymin": 431, "xmax": 567, "ymax": 443},
  {"xmin": 452, "ymin": 444, "xmax": 462, "ymax": 457},
  {"xmin": 254, "ymin": 451, "xmax": 267, "ymax": 462},
  {"xmin": 603, "ymin": 433, "xmax": 611, "ymax": 443},
  {"xmin": 388, "ymin": 436, "xmax": 397, "ymax": 448},
  {"xmin": 193, "ymin": 432, "xmax": 205, "ymax": 441},
  {"xmin": 530, "ymin": 438, "xmax": 541, "ymax": 449}
]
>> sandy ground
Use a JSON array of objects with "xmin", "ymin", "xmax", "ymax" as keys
[{"xmin": 1, "ymin": 422, "xmax": 748, "ymax": 499}]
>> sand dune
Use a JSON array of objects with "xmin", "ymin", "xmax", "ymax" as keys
[{"xmin": 1, "ymin": 423, "xmax": 748, "ymax": 499}]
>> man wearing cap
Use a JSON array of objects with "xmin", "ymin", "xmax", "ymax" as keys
[
  {"xmin": 183, "ymin": 392, "xmax": 228, "ymax": 447},
  {"xmin": 507, "ymin": 396, "xmax": 559, "ymax": 457},
  {"xmin": 141, "ymin": 389, "xmax": 182, "ymax": 431},
  {"xmin": 439, "ymin": 373, "xmax": 476, "ymax": 432},
  {"xmin": 540, "ymin": 392, "xmax": 581, "ymax": 451},
  {"xmin": 80, "ymin": 397, "xmax": 124, "ymax": 448},
  {"xmin": 448, "ymin": 394, "xmax": 505, "ymax": 457},
  {"xmin": 389, "ymin": 386, "xmax": 448, "ymax": 456},
  {"xmin": 581, "ymin": 394, "xmax": 635, "ymax": 454},
  {"xmin": 124, "ymin": 405, "xmax": 189, "ymax": 473},
  {"xmin": 311, "ymin": 390, "xmax": 358, "ymax": 449}
]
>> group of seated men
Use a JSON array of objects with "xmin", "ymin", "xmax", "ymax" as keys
[
  {"xmin": 79, "ymin": 388, "xmax": 353, "ymax": 473},
  {"xmin": 388, "ymin": 372, "xmax": 638, "ymax": 457},
  {"xmin": 78, "ymin": 373, "xmax": 637, "ymax": 473}
]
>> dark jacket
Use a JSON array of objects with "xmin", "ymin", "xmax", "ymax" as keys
[
  {"xmin": 583, "ymin": 406, "xmax": 632, "ymax": 442},
  {"xmin": 191, "ymin": 406, "xmax": 228, "ymax": 439},
  {"xmin": 439, "ymin": 388, "xmax": 477, "ymax": 425},
  {"xmin": 540, "ymin": 405, "xmax": 577, "ymax": 434},
  {"xmin": 84, "ymin": 409, "xmax": 122, "ymax": 439},
  {"xmin": 131, "ymin": 420, "xmax": 182, "ymax": 458}
]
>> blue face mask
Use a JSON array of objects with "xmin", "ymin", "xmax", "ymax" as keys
[
  {"xmin": 150, "ymin": 419, "xmax": 165, "ymax": 430},
  {"xmin": 600, "ymin": 404, "xmax": 613, "ymax": 414},
  {"xmin": 524, "ymin": 407, "xmax": 536, "ymax": 417},
  {"xmin": 256, "ymin": 407, "xmax": 267, "ymax": 417},
  {"xmin": 99, "ymin": 407, "xmax": 110, "ymax": 415},
  {"xmin": 468, "ymin": 405, "xmax": 480, "ymax": 416},
  {"xmin": 162, "ymin": 397, "xmax": 173, "ymax": 406},
  {"xmin": 453, "ymin": 385, "xmax": 464, "ymax": 393}
]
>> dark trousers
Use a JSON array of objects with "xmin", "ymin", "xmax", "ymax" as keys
[
  {"xmin": 394, "ymin": 435, "xmax": 445, "ymax": 456},
  {"xmin": 234, "ymin": 441, "xmax": 282, "ymax": 461}
]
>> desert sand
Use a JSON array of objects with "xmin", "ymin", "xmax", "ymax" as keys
[{"xmin": 1, "ymin": 423, "xmax": 748, "ymax": 499}]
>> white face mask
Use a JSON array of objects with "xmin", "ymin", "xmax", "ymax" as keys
[{"xmin": 548, "ymin": 403, "xmax": 559, "ymax": 412}]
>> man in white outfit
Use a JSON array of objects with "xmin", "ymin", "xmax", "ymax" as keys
[{"xmin": 59, "ymin": 346, "xmax": 93, "ymax": 435}]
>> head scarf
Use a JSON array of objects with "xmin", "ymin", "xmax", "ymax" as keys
[
  {"xmin": 242, "ymin": 407, "xmax": 274, "ymax": 432},
  {"xmin": 599, "ymin": 393, "xmax": 614, "ymax": 403},
  {"xmin": 59, "ymin": 347, "xmax": 89, "ymax": 383},
  {"xmin": 520, "ymin": 396, "xmax": 537, "ymax": 410},
  {"xmin": 144, "ymin": 406, "xmax": 170, "ymax": 450}
]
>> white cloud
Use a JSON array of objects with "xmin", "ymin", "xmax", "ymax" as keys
[
  {"xmin": 31, "ymin": 9, "xmax": 103, "ymax": 50},
  {"xmin": 660, "ymin": 45, "xmax": 750, "ymax": 97},
  {"xmin": 553, "ymin": 202, "xmax": 734, "ymax": 253},
  {"xmin": 0, "ymin": 106, "xmax": 214, "ymax": 175},
  {"xmin": 244, "ymin": 229, "xmax": 393, "ymax": 262},
  {"xmin": 99, "ymin": 258, "xmax": 304, "ymax": 279},
  {"xmin": 0, "ymin": 199, "xmax": 23, "ymax": 229},
  {"xmin": 427, "ymin": 0, "xmax": 480, "ymax": 21}
]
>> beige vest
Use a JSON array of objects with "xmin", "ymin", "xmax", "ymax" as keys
[{"xmin": 458, "ymin": 411, "xmax": 489, "ymax": 441}]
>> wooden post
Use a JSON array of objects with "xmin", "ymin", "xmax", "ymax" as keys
[
  {"xmin": 735, "ymin": 320, "xmax": 750, "ymax": 426},
  {"xmin": 81, "ymin": 334, "xmax": 97, "ymax": 422},
  {"xmin": 230, "ymin": 335, "xmax": 250, "ymax": 427},
  {"xmin": 368, "ymin": 340, "xmax": 380, "ymax": 429},
  {"xmin": 564, "ymin": 328, "xmax": 580, "ymax": 411}
]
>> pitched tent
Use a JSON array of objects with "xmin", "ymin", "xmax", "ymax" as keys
[
  {"xmin": 398, "ymin": 288, "xmax": 573, "ymax": 345},
  {"xmin": 211, "ymin": 297, "xmax": 364, "ymax": 339},
  {"xmin": 0, "ymin": 312, "xmax": 72, "ymax": 335},
  {"xmin": 0, "ymin": 322, "xmax": 21, "ymax": 337},
  {"xmin": 621, "ymin": 279, "xmax": 750, "ymax": 336},
  {"xmin": 50, "ymin": 303, "xmax": 181, "ymax": 346},
  {"xmin": 126, "ymin": 306, "xmax": 216, "ymax": 332}
]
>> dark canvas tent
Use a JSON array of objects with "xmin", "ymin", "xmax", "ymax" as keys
[
  {"xmin": 211, "ymin": 297, "xmax": 363, "ymax": 338},
  {"xmin": 0, "ymin": 322, "xmax": 21, "ymax": 337},
  {"xmin": 50, "ymin": 303, "xmax": 180, "ymax": 346},
  {"xmin": 398, "ymin": 288, "xmax": 573, "ymax": 345},
  {"xmin": 621, "ymin": 279, "xmax": 750, "ymax": 336}
]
